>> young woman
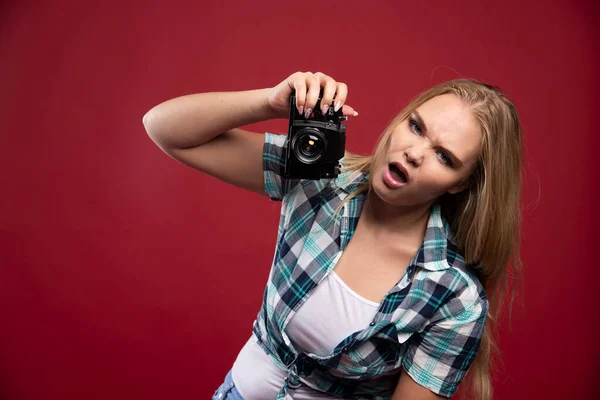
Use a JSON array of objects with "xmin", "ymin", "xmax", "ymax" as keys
[{"xmin": 143, "ymin": 71, "xmax": 523, "ymax": 400}]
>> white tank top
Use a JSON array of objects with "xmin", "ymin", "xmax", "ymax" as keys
[{"xmin": 232, "ymin": 266, "xmax": 380, "ymax": 400}]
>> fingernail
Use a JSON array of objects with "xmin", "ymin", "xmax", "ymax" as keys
[
  {"xmin": 304, "ymin": 108, "xmax": 312, "ymax": 118},
  {"xmin": 353, "ymin": 111, "xmax": 358, "ymax": 116},
  {"xmin": 334, "ymin": 101, "xmax": 342, "ymax": 112},
  {"xmin": 322, "ymin": 105, "xmax": 329, "ymax": 115},
  {"xmin": 298, "ymin": 105, "xmax": 304, "ymax": 115}
]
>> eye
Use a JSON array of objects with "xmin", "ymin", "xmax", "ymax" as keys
[
  {"xmin": 436, "ymin": 151, "xmax": 453, "ymax": 167},
  {"xmin": 408, "ymin": 119, "xmax": 422, "ymax": 135}
]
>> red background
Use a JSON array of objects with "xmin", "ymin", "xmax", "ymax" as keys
[{"xmin": 1, "ymin": 0, "xmax": 598, "ymax": 398}]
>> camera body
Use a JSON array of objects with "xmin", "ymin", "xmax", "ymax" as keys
[{"xmin": 284, "ymin": 90, "xmax": 347, "ymax": 180}]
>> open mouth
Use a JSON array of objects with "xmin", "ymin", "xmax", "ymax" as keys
[{"xmin": 389, "ymin": 163, "xmax": 407, "ymax": 183}]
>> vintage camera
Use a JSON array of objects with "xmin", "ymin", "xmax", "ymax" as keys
[{"xmin": 284, "ymin": 89, "xmax": 347, "ymax": 180}]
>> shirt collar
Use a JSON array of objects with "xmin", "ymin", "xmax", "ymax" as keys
[
  {"xmin": 417, "ymin": 202, "xmax": 463, "ymax": 271},
  {"xmin": 334, "ymin": 167, "xmax": 370, "ymax": 194}
]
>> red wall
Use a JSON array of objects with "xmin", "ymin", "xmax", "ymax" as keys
[{"xmin": 1, "ymin": 1, "xmax": 598, "ymax": 398}]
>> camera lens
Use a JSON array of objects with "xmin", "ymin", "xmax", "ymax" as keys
[
  {"xmin": 300, "ymin": 135, "xmax": 320, "ymax": 156},
  {"xmin": 292, "ymin": 129, "xmax": 326, "ymax": 164}
]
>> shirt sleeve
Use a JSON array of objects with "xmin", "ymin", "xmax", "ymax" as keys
[
  {"xmin": 401, "ymin": 295, "xmax": 488, "ymax": 398},
  {"xmin": 263, "ymin": 132, "xmax": 302, "ymax": 201}
]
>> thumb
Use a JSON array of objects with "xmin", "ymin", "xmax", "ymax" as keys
[{"xmin": 341, "ymin": 104, "xmax": 358, "ymax": 117}]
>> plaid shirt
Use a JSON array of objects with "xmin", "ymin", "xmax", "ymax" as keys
[{"xmin": 253, "ymin": 133, "xmax": 489, "ymax": 399}]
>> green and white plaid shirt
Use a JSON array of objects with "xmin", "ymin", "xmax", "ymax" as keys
[{"xmin": 253, "ymin": 133, "xmax": 488, "ymax": 399}]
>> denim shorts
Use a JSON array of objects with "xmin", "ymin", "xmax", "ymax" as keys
[{"xmin": 212, "ymin": 369, "xmax": 245, "ymax": 400}]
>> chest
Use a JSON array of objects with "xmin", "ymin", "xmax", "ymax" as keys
[{"xmin": 332, "ymin": 231, "xmax": 416, "ymax": 304}]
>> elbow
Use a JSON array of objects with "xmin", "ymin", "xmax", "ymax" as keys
[
  {"xmin": 142, "ymin": 109, "xmax": 163, "ymax": 143},
  {"xmin": 142, "ymin": 110, "xmax": 155, "ymax": 134}
]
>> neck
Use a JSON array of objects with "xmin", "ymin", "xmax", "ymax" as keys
[{"xmin": 359, "ymin": 191, "xmax": 433, "ymax": 244}]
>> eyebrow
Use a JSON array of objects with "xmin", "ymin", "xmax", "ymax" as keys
[{"xmin": 412, "ymin": 110, "xmax": 464, "ymax": 167}]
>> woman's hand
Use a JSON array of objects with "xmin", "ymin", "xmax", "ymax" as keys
[{"xmin": 266, "ymin": 71, "xmax": 358, "ymax": 119}]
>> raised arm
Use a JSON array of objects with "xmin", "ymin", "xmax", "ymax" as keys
[
  {"xmin": 143, "ymin": 88, "xmax": 276, "ymax": 195},
  {"xmin": 142, "ymin": 72, "xmax": 355, "ymax": 196}
]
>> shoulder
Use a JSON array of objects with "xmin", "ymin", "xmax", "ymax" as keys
[
  {"xmin": 417, "ymin": 204, "xmax": 489, "ymax": 319},
  {"xmin": 418, "ymin": 264, "xmax": 488, "ymax": 324}
]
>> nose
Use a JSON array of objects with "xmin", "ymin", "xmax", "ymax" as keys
[{"xmin": 404, "ymin": 145, "xmax": 423, "ymax": 167}]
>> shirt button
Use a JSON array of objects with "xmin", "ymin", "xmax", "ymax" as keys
[
  {"xmin": 369, "ymin": 321, "xmax": 376, "ymax": 326},
  {"xmin": 342, "ymin": 346, "xmax": 349, "ymax": 352}
]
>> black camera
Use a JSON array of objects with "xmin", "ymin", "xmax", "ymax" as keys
[{"xmin": 283, "ymin": 89, "xmax": 347, "ymax": 180}]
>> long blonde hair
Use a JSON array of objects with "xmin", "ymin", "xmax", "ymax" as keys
[{"xmin": 334, "ymin": 79, "xmax": 524, "ymax": 400}]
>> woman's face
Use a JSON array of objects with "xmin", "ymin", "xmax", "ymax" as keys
[{"xmin": 371, "ymin": 94, "xmax": 482, "ymax": 208}]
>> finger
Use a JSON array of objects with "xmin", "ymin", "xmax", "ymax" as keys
[
  {"xmin": 292, "ymin": 77, "xmax": 307, "ymax": 115},
  {"xmin": 333, "ymin": 82, "xmax": 348, "ymax": 112},
  {"xmin": 319, "ymin": 77, "xmax": 338, "ymax": 115},
  {"xmin": 341, "ymin": 104, "xmax": 358, "ymax": 117},
  {"xmin": 304, "ymin": 73, "xmax": 320, "ymax": 118}
]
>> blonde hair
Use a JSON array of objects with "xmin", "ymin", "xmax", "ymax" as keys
[{"xmin": 334, "ymin": 79, "xmax": 524, "ymax": 400}]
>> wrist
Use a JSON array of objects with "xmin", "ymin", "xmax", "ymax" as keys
[
  {"xmin": 258, "ymin": 87, "xmax": 278, "ymax": 119},
  {"xmin": 256, "ymin": 87, "xmax": 289, "ymax": 120}
]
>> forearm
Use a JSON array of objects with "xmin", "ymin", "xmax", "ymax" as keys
[{"xmin": 142, "ymin": 87, "xmax": 277, "ymax": 149}]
